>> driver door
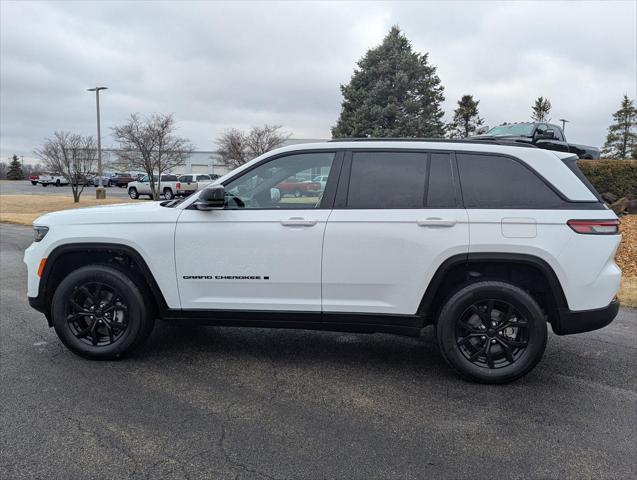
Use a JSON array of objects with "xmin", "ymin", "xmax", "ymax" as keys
[{"xmin": 175, "ymin": 151, "xmax": 341, "ymax": 311}]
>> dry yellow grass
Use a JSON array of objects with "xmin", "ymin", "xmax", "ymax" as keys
[{"xmin": 0, "ymin": 194, "xmax": 139, "ymax": 225}]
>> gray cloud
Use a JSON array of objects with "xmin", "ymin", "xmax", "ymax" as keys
[{"xmin": 1, "ymin": 0, "xmax": 635, "ymax": 163}]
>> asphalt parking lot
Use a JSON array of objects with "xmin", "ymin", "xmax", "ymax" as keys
[
  {"xmin": 1, "ymin": 222, "xmax": 636, "ymax": 480},
  {"xmin": 0, "ymin": 180, "xmax": 134, "ymax": 198}
]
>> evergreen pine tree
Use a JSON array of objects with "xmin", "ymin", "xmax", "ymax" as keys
[
  {"xmin": 332, "ymin": 26, "xmax": 445, "ymax": 138},
  {"xmin": 447, "ymin": 94, "xmax": 484, "ymax": 138},
  {"xmin": 602, "ymin": 94, "xmax": 637, "ymax": 159},
  {"xmin": 6, "ymin": 154, "xmax": 24, "ymax": 180},
  {"xmin": 531, "ymin": 97, "xmax": 552, "ymax": 122}
]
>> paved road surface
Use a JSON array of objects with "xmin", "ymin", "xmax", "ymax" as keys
[
  {"xmin": 1, "ymin": 180, "xmax": 135, "ymax": 198},
  {"xmin": 1, "ymin": 223, "xmax": 635, "ymax": 479}
]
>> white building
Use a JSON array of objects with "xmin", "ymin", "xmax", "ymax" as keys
[{"xmin": 103, "ymin": 139, "xmax": 326, "ymax": 177}]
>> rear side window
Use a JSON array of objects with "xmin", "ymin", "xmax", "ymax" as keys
[
  {"xmin": 457, "ymin": 154, "xmax": 564, "ymax": 208},
  {"xmin": 196, "ymin": 175, "xmax": 211, "ymax": 181},
  {"xmin": 427, "ymin": 153, "xmax": 457, "ymax": 208},
  {"xmin": 179, "ymin": 175, "xmax": 192, "ymax": 182},
  {"xmin": 347, "ymin": 151, "xmax": 427, "ymax": 209},
  {"xmin": 162, "ymin": 175, "xmax": 178, "ymax": 182},
  {"xmin": 561, "ymin": 156, "xmax": 603, "ymax": 202}
]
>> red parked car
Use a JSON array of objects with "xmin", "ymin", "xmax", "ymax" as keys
[
  {"xmin": 276, "ymin": 178, "xmax": 321, "ymax": 197},
  {"xmin": 113, "ymin": 172, "xmax": 136, "ymax": 188},
  {"xmin": 29, "ymin": 173, "xmax": 41, "ymax": 185}
]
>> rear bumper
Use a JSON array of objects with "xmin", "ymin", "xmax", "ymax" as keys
[{"xmin": 552, "ymin": 299, "xmax": 620, "ymax": 335}]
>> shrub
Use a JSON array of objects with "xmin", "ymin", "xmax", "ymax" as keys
[{"xmin": 577, "ymin": 160, "xmax": 637, "ymax": 197}]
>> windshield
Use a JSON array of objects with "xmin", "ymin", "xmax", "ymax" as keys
[{"xmin": 486, "ymin": 124, "xmax": 535, "ymax": 137}]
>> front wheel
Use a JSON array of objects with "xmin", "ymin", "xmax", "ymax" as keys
[
  {"xmin": 55, "ymin": 179, "xmax": 61, "ymax": 187},
  {"xmin": 128, "ymin": 187, "xmax": 139, "ymax": 199},
  {"xmin": 163, "ymin": 188, "xmax": 174, "ymax": 200},
  {"xmin": 435, "ymin": 280, "xmax": 547, "ymax": 384},
  {"xmin": 31, "ymin": 181, "xmax": 37, "ymax": 185},
  {"xmin": 294, "ymin": 189, "xmax": 302, "ymax": 198},
  {"xmin": 51, "ymin": 265, "xmax": 154, "ymax": 359}
]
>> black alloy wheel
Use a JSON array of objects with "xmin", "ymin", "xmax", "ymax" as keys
[
  {"xmin": 66, "ymin": 282, "xmax": 129, "ymax": 346},
  {"xmin": 436, "ymin": 280, "xmax": 547, "ymax": 384},
  {"xmin": 51, "ymin": 265, "xmax": 154, "ymax": 359},
  {"xmin": 455, "ymin": 299, "xmax": 529, "ymax": 369}
]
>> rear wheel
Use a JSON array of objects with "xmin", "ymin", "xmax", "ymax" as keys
[
  {"xmin": 31, "ymin": 181, "xmax": 37, "ymax": 186},
  {"xmin": 55, "ymin": 179, "xmax": 61, "ymax": 187},
  {"xmin": 128, "ymin": 187, "xmax": 139, "ymax": 199},
  {"xmin": 435, "ymin": 280, "xmax": 547, "ymax": 384},
  {"xmin": 51, "ymin": 265, "xmax": 154, "ymax": 359},
  {"xmin": 163, "ymin": 188, "xmax": 174, "ymax": 200}
]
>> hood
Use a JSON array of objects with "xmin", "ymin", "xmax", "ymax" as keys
[{"xmin": 33, "ymin": 201, "xmax": 181, "ymax": 226}]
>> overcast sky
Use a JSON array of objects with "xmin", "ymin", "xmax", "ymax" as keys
[{"xmin": 1, "ymin": 0, "xmax": 636, "ymax": 164}]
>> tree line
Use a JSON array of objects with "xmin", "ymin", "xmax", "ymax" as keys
[{"xmin": 6, "ymin": 25, "xmax": 634, "ymax": 201}]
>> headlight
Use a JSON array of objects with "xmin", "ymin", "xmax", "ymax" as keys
[{"xmin": 33, "ymin": 226, "xmax": 49, "ymax": 242}]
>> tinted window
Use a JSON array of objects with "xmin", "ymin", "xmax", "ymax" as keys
[
  {"xmin": 457, "ymin": 154, "xmax": 564, "ymax": 208},
  {"xmin": 347, "ymin": 152, "xmax": 427, "ymax": 209},
  {"xmin": 161, "ymin": 175, "xmax": 178, "ymax": 181},
  {"xmin": 427, "ymin": 153, "xmax": 456, "ymax": 208},
  {"xmin": 196, "ymin": 175, "xmax": 211, "ymax": 181},
  {"xmin": 179, "ymin": 175, "xmax": 192, "ymax": 182}
]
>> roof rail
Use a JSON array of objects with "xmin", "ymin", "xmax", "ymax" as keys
[{"xmin": 328, "ymin": 137, "xmax": 538, "ymax": 148}]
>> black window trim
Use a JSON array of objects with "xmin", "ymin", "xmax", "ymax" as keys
[
  {"xmin": 335, "ymin": 148, "xmax": 466, "ymax": 210},
  {"xmin": 455, "ymin": 151, "xmax": 604, "ymax": 210},
  {"xmin": 189, "ymin": 149, "xmax": 345, "ymax": 211}
]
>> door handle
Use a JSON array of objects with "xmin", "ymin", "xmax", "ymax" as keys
[
  {"xmin": 280, "ymin": 217, "xmax": 318, "ymax": 227},
  {"xmin": 417, "ymin": 217, "xmax": 456, "ymax": 227}
]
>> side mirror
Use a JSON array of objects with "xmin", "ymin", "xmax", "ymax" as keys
[
  {"xmin": 270, "ymin": 187, "xmax": 281, "ymax": 203},
  {"xmin": 196, "ymin": 184, "xmax": 225, "ymax": 210}
]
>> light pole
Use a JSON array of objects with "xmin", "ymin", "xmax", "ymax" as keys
[
  {"xmin": 559, "ymin": 118, "xmax": 569, "ymax": 133},
  {"xmin": 87, "ymin": 87, "xmax": 108, "ymax": 198}
]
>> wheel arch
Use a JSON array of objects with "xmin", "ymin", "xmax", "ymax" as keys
[
  {"xmin": 418, "ymin": 252, "xmax": 568, "ymax": 329},
  {"xmin": 37, "ymin": 243, "xmax": 168, "ymax": 323}
]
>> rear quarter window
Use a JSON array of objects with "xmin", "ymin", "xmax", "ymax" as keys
[{"xmin": 457, "ymin": 153, "xmax": 565, "ymax": 209}]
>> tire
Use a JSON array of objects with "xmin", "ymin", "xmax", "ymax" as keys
[
  {"xmin": 128, "ymin": 187, "xmax": 139, "ymax": 199},
  {"xmin": 51, "ymin": 265, "xmax": 154, "ymax": 360},
  {"xmin": 435, "ymin": 280, "xmax": 547, "ymax": 384},
  {"xmin": 163, "ymin": 188, "xmax": 174, "ymax": 200},
  {"xmin": 55, "ymin": 179, "xmax": 61, "ymax": 187},
  {"xmin": 294, "ymin": 189, "xmax": 302, "ymax": 198},
  {"xmin": 31, "ymin": 181, "xmax": 37, "ymax": 186},
  {"xmin": 41, "ymin": 183, "xmax": 48, "ymax": 187}
]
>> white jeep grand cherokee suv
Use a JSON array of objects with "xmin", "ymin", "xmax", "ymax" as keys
[{"xmin": 24, "ymin": 140, "xmax": 621, "ymax": 383}]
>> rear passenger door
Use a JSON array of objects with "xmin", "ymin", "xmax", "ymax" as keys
[{"xmin": 321, "ymin": 150, "xmax": 469, "ymax": 316}]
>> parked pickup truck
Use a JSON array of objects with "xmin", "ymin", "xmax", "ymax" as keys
[
  {"xmin": 176, "ymin": 174, "xmax": 216, "ymax": 196},
  {"xmin": 127, "ymin": 174, "xmax": 180, "ymax": 200},
  {"xmin": 276, "ymin": 177, "xmax": 322, "ymax": 197},
  {"xmin": 38, "ymin": 174, "xmax": 69, "ymax": 187},
  {"xmin": 471, "ymin": 122, "xmax": 600, "ymax": 159}
]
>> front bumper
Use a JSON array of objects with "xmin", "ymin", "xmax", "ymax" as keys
[{"xmin": 552, "ymin": 299, "xmax": 620, "ymax": 335}]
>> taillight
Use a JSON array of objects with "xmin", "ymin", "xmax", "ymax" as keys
[
  {"xmin": 176, "ymin": 182, "xmax": 181, "ymax": 189},
  {"xmin": 567, "ymin": 219, "xmax": 619, "ymax": 235}
]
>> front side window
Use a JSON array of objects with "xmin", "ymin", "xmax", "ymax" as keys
[
  {"xmin": 223, "ymin": 152, "xmax": 335, "ymax": 209},
  {"xmin": 347, "ymin": 151, "xmax": 428, "ymax": 209},
  {"xmin": 180, "ymin": 175, "xmax": 192, "ymax": 183},
  {"xmin": 457, "ymin": 154, "xmax": 564, "ymax": 208},
  {"xmin": 196, "ymin": 175, "xmax": 211, "ymax": 181}
]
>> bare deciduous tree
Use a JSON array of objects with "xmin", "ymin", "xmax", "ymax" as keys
[
  {"xmin": 111, "ymin": 113, "xmax": 194, "ymax": 200},
  {"xmin": 245, "ymin": 124, "xmax": 291, "ymax": 157},
  {"xmin": 217, "ymin": 124, "xmax": 290, "ymax": 168},
  {"xmin": 217, "ymin": 128, "xmax": 248, "ymax": 169},
  {"xmin": 34, "ymin": 132, "xmax": 97, "ymax": 202}
]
